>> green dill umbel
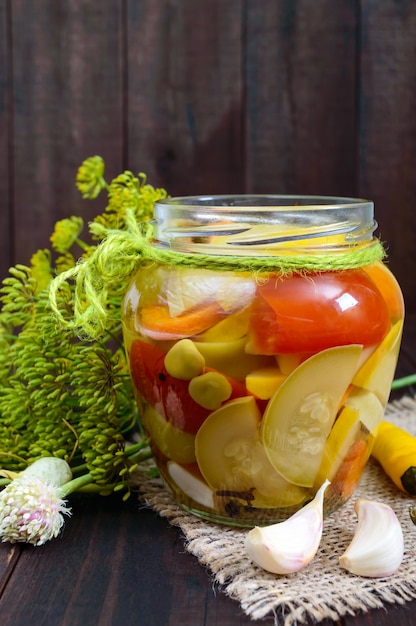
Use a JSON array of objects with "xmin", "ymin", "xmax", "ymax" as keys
[{"xmin": 0, "ymin": 156, "xmax": 168, "ymax": 499}]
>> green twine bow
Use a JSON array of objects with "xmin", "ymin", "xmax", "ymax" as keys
[{"xmin": 48, "ymin": 209, "xmax": 385, "ymax": 341}]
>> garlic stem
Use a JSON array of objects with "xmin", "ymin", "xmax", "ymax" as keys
[
  {"xmin": 245, "ymin": 479, "xmax": 329, "ymax": 574},
  {"xmin": 339, "ymin": 499, "xmax": 404, "ymax": 577}
]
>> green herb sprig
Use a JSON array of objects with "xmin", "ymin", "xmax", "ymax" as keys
[{"xmin": 0, "ymin": 156, "xmax": 167, "ymax": 499}]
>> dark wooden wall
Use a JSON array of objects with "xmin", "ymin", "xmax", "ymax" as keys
[{"xmin": 1, "ymin": 0, "xmax": 416, "ymax": 311}]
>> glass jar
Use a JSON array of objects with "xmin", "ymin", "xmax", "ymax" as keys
[{"xmin": 122, "ymin": 195, "xmax": 404, "ymax": 526}]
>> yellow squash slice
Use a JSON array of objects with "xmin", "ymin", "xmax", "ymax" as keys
[
  {"xmin": 353, "ymin": 319, "xmax": 403, "ymax": 405},
  {"xmin": 195, "ymin": 396, "xmax": 307, "ymax": 508},
  {"xmin": 314, "ymin": 387, "xmax": 384, "ymax": 488},
  {"xmin": 141, "ymin": 405, "xmax": 196, "ymax": 465},
  {"xmin": 196, "ymin": 306, "xmax": 252, "ymax": 342},
  {"xmin": 246, "ymin": 366, "xmax": 287, "ymax": 399},
  {"xmin": 261, "ymin": 344, "xmax": 363, "ymax": 487}
]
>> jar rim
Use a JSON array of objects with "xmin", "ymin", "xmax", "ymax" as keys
[
  {"xmin": 151, "ymin": 194, "xmax": 377, "ymax": 260},
  {"xmin": 154, "ymin": 194, "xmax": 373, "ymax": 212}
]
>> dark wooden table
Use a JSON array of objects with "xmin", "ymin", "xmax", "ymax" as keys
[{"xmin": 1, "ymin": 316, "xmax": 416, "ymax": 626}]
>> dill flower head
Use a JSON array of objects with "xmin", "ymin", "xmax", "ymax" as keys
[
  {"xmin": 107, "ymin": 171, "xmax": 141, "ymax": 217},
  {"xmin": 0, "ymin": 475, "xmax": 71, "ymax": 546},
  {"xmin": 76, "ymin": 155, "xmax": 107, "ymax": 199},
  {"xmin": 92, "ymin": 171, "xmax": 168, "ymax": 235},
  {"xmin": 50, "ymin": 216, "xmax": 84, "ymax": 254}
]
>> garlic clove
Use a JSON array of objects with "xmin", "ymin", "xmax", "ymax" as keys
[
  {"xmin": 339, "ymin": 499, "xmax": 404, "ymax": 577},
  {"xmin": 167, "ymin": 461, "xmax": 215, "ymax": 509},
  {"xmin": 244, "ymin": 479, "xmax": 329, "ymax": 574}
]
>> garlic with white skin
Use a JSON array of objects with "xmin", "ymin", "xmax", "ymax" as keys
[
  {"xmin": 244, "ymin": 479, "xmax": 329, "ymax": 574},
  {"xmin": 0, "ymin": 457, "xmax": 73, "ymax": 546},
  {"xmin": 339, "ymin": 499, "xmax": 404, "ymax": 577}
]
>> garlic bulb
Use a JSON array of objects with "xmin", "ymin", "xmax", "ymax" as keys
[
  {"xmin": 244, "ymin": 479, "xmax": 329, "ymax": 574},
  {"xmin": 0, "ymin": 457, "xmax": 73, "ymax": 546},
  {"xmin": 339, "ymin": 499, "xmax": 404, "ymax": 577}
]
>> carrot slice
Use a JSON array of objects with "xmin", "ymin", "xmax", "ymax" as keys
[
  {"xmin": 327, "ymin": 438, "xmax": 370, "ymax": 501},
  {"xmin": 138, "ymin": 301, "xmax": 226, "ymax": 340}
]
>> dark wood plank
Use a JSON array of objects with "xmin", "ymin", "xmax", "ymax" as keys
[
  {"xmin": 0, "ymin": 545, "xmax": 20, "ymax": 598},
  {"xmin": 10, "ymin": 0, "xmax": 125, "ymax": 266},
  {"xmin": 0, "ymin": 493, "xmax": 342, "ymax": 626},
  {"xmin": 0, "ymin": 0, "xmax": 12, "ymax": 279},
  {"xmin": 358, "ymin": 0, "xmax": 416, "ymax": 314},
  {"xmin": 0, "ymin": 494, "xmax": 271, "ymax": 626},
  {"xmin": 343, "ymin": 602, "xmax": 416, "ymax": 626},
  {"xmin": 3, "ymin": 490, "xmax": 416, "ymax": 626},
  {"xmin": 126, "ymin": 0, "xmax": 244, "ymax": 196},
  {"xmin": 244, "ymin": 0, "xmax": 358, "ymax": 196}
]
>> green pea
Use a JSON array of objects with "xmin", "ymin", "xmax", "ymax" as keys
[
  {"xmin": 164, "ymin": 339, "xmax": 205, "ymax": 380},
  {"xmin": 188, "ymin": 372, "xmax": 232, "ymax": 410}
]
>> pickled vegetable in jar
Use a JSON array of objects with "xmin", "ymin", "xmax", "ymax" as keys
[{"xmin": 122, "ymin": 195, "xmax": 404, "ymax": 526}]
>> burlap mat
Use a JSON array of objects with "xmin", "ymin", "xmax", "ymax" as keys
[{"xmin": 134, "ymin": 395, "xmax": 416, "ymax": 625}]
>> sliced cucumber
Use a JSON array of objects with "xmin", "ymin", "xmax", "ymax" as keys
[
  {"xmin": 261, "ymin": 344, "xmax": 363, "ymax": 487},
  {"xmin": 195, "ymin": 396, "xmax": 307, "ymax": 508},
  {"xmin": 195, "ymin": 396, "xmax": 261, "ymax": 492}
]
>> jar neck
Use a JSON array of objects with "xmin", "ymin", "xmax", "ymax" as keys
[
  {"xmin": 151, "ymin": 195, "xmax": 378, "ymax": 260},
  {"xmin": 48, "ymin": 200, "xmax": 385, "ymax": 343}
]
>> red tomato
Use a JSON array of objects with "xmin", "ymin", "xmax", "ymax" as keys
[
  {"xmin": 129, "ymin": 339, "xmax": 255, "ymax": 434},
  {"xmin": 246, "ymin": 269, "xmax": 391, "ymax": 354}
]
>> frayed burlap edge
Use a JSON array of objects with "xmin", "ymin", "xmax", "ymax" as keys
[{"xmin": 132, "ymin": 395, "xmax": 416, "ymax": 626}]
